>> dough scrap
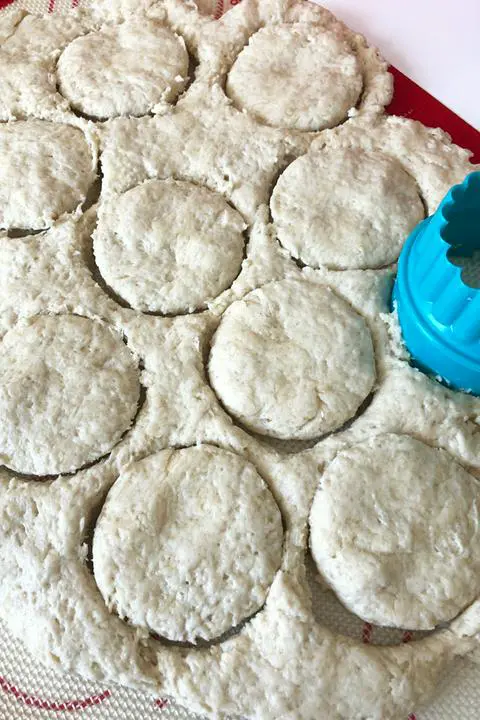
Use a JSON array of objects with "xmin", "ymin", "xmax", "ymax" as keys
[
  {"xmin": 0, "ymin": 315, "xmax": 140, "ymax": 476},
  {"xmin": 226, "ymin": 23, "xmax": 362, "ymax": 131},
  {"xmin": 0, "ymin": 120, "xmax": 96, "ymax": 230},
  {"xmin": 271, "ymin": 147, "xmax": 425, "ymax": 269},
  {"xmin": 208, "ymin": 278, "xmax": 376, "ymax": 440},
  {"xmin": 99, "ymin": 98, "xmax": 289, "ymax": 223},
  {"xmin": 310, "ymin": 433, "xmax": 480, "ymax": 629},
  {"xmin": 93, "ymin": 179, "xmax": 246, "ymax": 314},
  {"xmin": 93, "ymin": 445, "xmax": 283, "ymax": 642}
]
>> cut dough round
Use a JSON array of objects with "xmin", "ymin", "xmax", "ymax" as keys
[
  {"xmin": 57, "ymin": 19, "xmax": 188, "ymax": 119},
  {"xmin": 208, "ymin": 278, "xmax": 375, "ymax": 440},
  {"xmin": 93, "ymin": 179, "xmax": 246, "ymax": 314},
  {"xmin": 310, "ymin": 433, "xmax": 480, "ymax": 630},
  {"xmin": 93, "ymin": 445, "xmax": 283, "ymax": 643},
  {"xmin": 226, "ymin": 24, "xmax": 362, "ymax": 131},
  {"xmin": 0, "ymin": 315, "xmax": 140, "ymax": 476},
  {"xmin": 271, "ymin": 148, "xmax": 425, "ymax": 269},
  {"xmin": 0, "ymin": 121, "xmax": 96, "ymax": 231}
]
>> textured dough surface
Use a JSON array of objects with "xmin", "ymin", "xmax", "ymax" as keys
[
  {"xmin": 57, "ymin": 19, "xmax": 188, "ymax": 118},
  {"xmin": 271, "ymin": 147, "xmax": 425, "ymax": 269},
  {"xmin": 99, "ymin": 100, "xmax": 289, "ymax": 224},
  {"xmin": 0, "ymin": 55, "xmax": 64, "ymax": 121},
  {"xmin": 93, "ymin": 445, "xmax": 283, "ymax": 642},
  {"xmin": 1, "ymin": 13, "xmax": 86, "ymax": 57},
  {"xmin": 0, "ymin": 14, "xmax": 87, "ymax": 121},
  {"xmin": 209, "ymin": 278, "xmax": 376, "ymax": 440},
  {"xmin": 310, "ymin": 433, "xmax": 480, "ymax": 630},
  {"xmin": 227, "ymin": 24, "xmax": 362, "ymax": 131},
  {"xmin": 0, "ymin": 2, "xmax": 478, "ymax": 719},
  {"xmin": 315, "ymin": 114, "xmax": 478, "ymax": 214},
  {"xmin": 0, "ymin": 315, "xmax": 140, "ymax": 476},
  {"xmin": 93, "ymin": 179, "xmax": 246, "ymax": 314},
  {"xmin": 0, "ymin": 121, "xmax": 96, "ymax": 230}
]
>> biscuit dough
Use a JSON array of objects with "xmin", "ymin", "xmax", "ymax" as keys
[
  {"xmin": 0, "ymin": 120, "xmax": 96, "ymax": 230},
  {"xmin": 208, "ymin": 278, "xmax": 376, "ymax": 440},
  {"xmin": 271, "ymin": 147, "xmax": 425, "ymax": 269},
  {"xmin": 57, "ymin": 19, "xmax": 188, "ymax": 119},
  {"xmin": 93, "ymin": 179, "xmax": 246, "ymax": 314},
  {"xmin": 310, "ymin": 433, "xmax": 480, "ymax": 629},
  {"xmin": 0, "ymin": 13, "xmax": 88, "ymax": 120},
  {"xmin": 1, "ymin": 13, "xmax": 86, "ymax": 57},
  {"xmin": 93, "ymin": 445, "xmax": 283, "ymax": 642},
  {"xmin": 313, "ymin": 113, "xmax": 478, "ymax": 214},
  {"xmin": 226, "ymin": 24, "xmax": 362, "ymax": 131},
  {"xmin": 0, "ymin": 1, "xmax": 479, "ymax": 719},
  {"xmin": 0, "ymin": 315, "xmax": 140, "ymax": 476},
  {"xmin": 99, "ymin": 99, "xmax": 290, "ymax": 224}
]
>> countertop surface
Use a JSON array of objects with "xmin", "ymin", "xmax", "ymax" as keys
[{"xmin": 319, "ymin": 0, "xmax": 480, "ymax": 130}]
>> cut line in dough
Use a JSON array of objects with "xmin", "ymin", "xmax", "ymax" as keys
[
  {"xmin": 93, "ymin": 179, "xmax": 246, "ymax": 314},
  {"xmin": 0, "ymin": 120, "xmax": 96, "ymax": 231},
  {"xmin": 226, "ymin": 24, "xmax": 362, "ymax": 131},
  {"xmin": 310, "ymin": 433, "xmax": 480, "ymax": 630},
  {"xmin": 0, "ymin": 2, "xmax": 478, "ymax": 718},
  {"xmin": 57, "ymin": 19, "xmax": 189, "ymax": 119},
  {"xmin": 208, "ymin": 278, "xmax": 376, "ymax": 440},
  {"xmin": 93, "ymin": 445, "xmax": 283, "ymax": 643},
  {"xmin": 271, "ymin": 147, "xmax": 425, "ymax": 269},
  {"xmin": 0, "ymin": 315, "xmax": 141, "ymax": 476}
]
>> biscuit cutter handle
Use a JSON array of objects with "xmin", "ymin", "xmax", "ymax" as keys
[{"xmin": 393, "ymin": 171, "xmax": 480, "ymax": 393}]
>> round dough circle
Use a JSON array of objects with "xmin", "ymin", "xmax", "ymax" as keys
[
  {"xmin": 271, "ymin": 148, "xmax": 425, "ymax": 269},
  {"xmin": 57, "ymin": 20, "xmax": 188, "ymax": 119},
  {"xmin": 208, "ymin": 278, "xmax": 376, "ymax": 440},
  {"xmin": 93, "ymin": 445, "xmax": 283, "ymax": 643},
  {"xmin": 0, "ymin": 315, "xmax": 140, "ymax": 476},
  {"xmin": 226, "ymin": 24, "xmax": 362, "ymax": 131},
  {"xmin": 0, "ymin": 120, "xmax": 95, "ymax": 231},
  {"xmin": 310, "ymin": 433, "xmax": 480, "ymax": 630},
  {"xmin": 93, "ymin": 179, "xmax": 246, "ymax": 314}
]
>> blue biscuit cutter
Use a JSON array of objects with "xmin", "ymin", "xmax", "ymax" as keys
[{"xmin": 393, "ymin": 171, "xmax": 480, "ymax": 394}]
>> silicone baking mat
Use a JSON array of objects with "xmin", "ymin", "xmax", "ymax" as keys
[{"xmin": 0, "ymin": 1, "xmax": 479, "ymax": 718}]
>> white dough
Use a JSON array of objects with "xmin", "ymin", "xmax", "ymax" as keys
[
  {"xmin": 271, "ymin": 147, "xmax": 425, "ymax": 269},
  {"xmin": 315, "ymin": 113, "xmax": 478, "ymax": 214},
  {"xmin": 0, "ymin": 2, "xmax": 478, "ymax": 718},
  {"xmin": 0, "ymin": 14, "xmax": 88, "ymax": 121},
  {"xmin": 99, "ymin": 98, "xmax": 290, "ymax": 224},
  {"xmin": 226, "ymin": 24, "xmax": 362, "ymax": 131},
  {"xmin": 310, "ymin": 433, "xmax": 480, "ymax": 630},
  {"xmin": 57, "ymin": 19, "xmax": 188, "ymax": 119},
  {"xmin": 93, "ymin": 445, "xmax": 283, "ymax": 642},
  {"xmin": 208, "ymin": 278, "xmax": 376, "ymax": 440},
  {"xmin": 93, "ymin": 179, "xmax": 246, "ymax": 314},
  {"xmin": 0, "ymin": 315, "xmax": 140, "ymax": 476},
  {"xmin": 0, "ymin": 120, "xmax": 96, "ymax": 231}
]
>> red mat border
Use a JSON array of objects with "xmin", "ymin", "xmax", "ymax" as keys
[{"xmin": 387, "ymin": 65, "xmax": 479, "ymax": 164}]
